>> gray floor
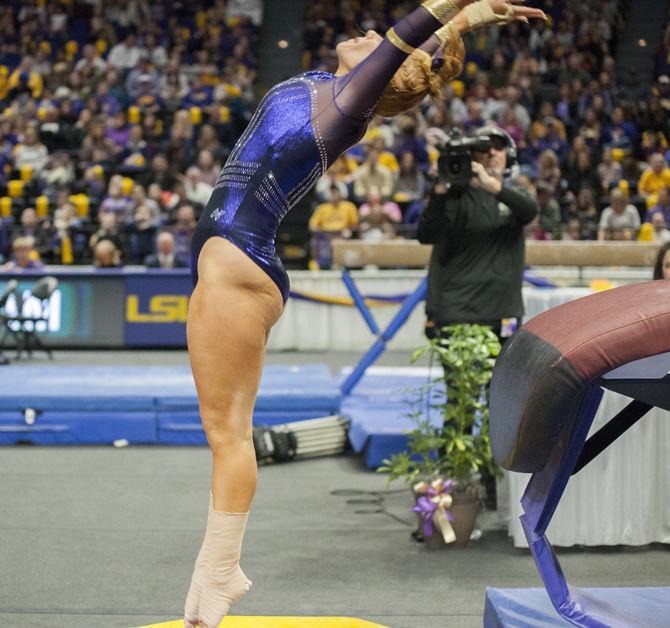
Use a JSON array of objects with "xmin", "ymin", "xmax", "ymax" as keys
[{"xmin": 1, "ymin": 351, "xmax": 670, "ymax": 628}]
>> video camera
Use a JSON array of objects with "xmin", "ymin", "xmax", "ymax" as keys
[{"xmin": 436, "ymin": 129, "xmax": 494, "ymax": 186}]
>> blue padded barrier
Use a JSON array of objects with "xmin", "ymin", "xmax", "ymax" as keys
[
  {"xmin": 0, "ymin": 365, "xmax": 340, "ymax": 445},
  {"xmin": 340, "ymin": 367, "xmax": 443, "ymax": 468},
  {"xmin": 484, "ymin": 588, "xmax": 669, "ymax": 627},
  {"xmin": 0, "ymin": 411, "xmax": 156, "ymax": 445}
]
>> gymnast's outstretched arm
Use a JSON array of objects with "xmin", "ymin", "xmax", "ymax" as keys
[
  {"xmin": 334, "ymin": 0, "xmax": 546, "ymax": 118},
  {"xmin": 332, "ymin": 1, "xmax": 464, "ymax": 117}
]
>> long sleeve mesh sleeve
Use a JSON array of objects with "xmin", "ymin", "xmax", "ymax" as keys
[{"xmin": 332, "ymin": 7, "xmax": 445, "ymax": 118}]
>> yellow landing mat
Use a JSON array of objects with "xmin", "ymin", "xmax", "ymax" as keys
[{"xmin": 140, "ymin": 619, "xmax": 388, "ymax": 628}]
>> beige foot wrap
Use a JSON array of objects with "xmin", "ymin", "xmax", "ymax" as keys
[{"xmin": 184, "ymin": 493, "xmax": 252, "ymax": 628}]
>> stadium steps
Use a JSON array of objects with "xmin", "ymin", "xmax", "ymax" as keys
[
  {"xmin": 615, "ymin": 0, "xmax": 667, "ymax": 82},
  {"xmin": 258, "ymin": 0, "xmax": 307, "ymax": 91}
]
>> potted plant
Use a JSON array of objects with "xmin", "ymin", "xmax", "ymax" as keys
[{"xmin": 379, "ymin": 323, "xmax": 502, "ymax": 548}]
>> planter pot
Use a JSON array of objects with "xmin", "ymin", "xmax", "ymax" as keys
[
  {"xmin": 417, "ymin": 492, "xmax": 479, "ymax": 550},
  {"xmin": 448, "ymin": 492, "xmax": 478, "ymax": 548}
]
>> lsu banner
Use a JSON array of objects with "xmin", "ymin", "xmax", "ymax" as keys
[{"xmin": 124, "ymin": 274, "xmax": 193, "ymax": 347}]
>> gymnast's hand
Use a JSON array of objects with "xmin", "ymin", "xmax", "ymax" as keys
[{"xmin": 462, "ymin": 0, "xmax": 548, "ymax": 30}]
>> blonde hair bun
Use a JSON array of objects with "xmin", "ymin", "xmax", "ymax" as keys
[{"xmin": 374, "ymin": 28, "xmax": 465, "ymax": 117}]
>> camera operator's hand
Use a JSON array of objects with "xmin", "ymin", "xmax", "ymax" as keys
[{"xmin": 470, "ymin": 161, "xmax": 502, "ymax": 195}]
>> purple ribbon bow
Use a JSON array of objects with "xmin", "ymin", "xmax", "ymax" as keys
[{"xmin": 412, "ymin": 480, "xmax": 454, "ymax": 538}]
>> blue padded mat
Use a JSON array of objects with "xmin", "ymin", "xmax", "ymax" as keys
[
  {"xmin": 484, "ymin": 587, "xmax": 669, "ymax": 627},
  {"xmin": 0, "ymin": 365, "xmax": 340, "ymax": 445},
  {"xmin": 340, "ymin": 366, "xmax": 444, "ymax": 469}
]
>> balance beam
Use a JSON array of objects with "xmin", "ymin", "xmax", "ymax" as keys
[{"xmin": 331, "ymin": 240, "xmax": 661, "ymax": 268}]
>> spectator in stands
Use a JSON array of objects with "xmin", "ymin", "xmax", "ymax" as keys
[
  {"xmin": 130, "ymin": 183, "xmax": 161, "ymax": 223},
  {"xmin": 126, "ymin": 55, "xmax": 160, "ymax": 101},
  {"xmin": 182, "ymin": 167, "xmax": 214, "ymax": 209},
  {"xmin": 6, "ymin": 56, "xmax": 43, "ymax": 100},
  {"xmin": 598, "ymin": 188, "xmax": 641, "ymax": 241},
  {"xmin": 562, "ymin": 217, "xmax": 583, "ymax": 241},
  {"xmin": 315, "ymin": 158, "xmax": 354, "ymax": 202},
  {"xmin": 352, "ymin": 146, "xmax": 395, "ymax": 202},
  {"xmin": 597, "ymin": 147, "xmax": 622, "ymax": 193},
  {"xmin": 309, "ymin": 185, "xmax": 359, "ymax": 236},
  {"xmin": 107, "ymin": 32, "xmax": 142, "ymax": 71},
  {"xmin": 535, "ymin": 181, "xmax": 562, "ymax": 240},
  {"xmin": 12, "ymin": 207, "xmax": 54, "ymax": 263},
  {"xmin": 127, "ymin": 204, "xmax": 158, "ymax": 264},
  {"xmin": 171, "ymin": 203, "xmax": 197, "ymax": 263},
  {"xmin": 646, "ymin": 187, "xmax": 670, "ymax": 225},
  {"xmin": 196, "ymin": 125, "xmax": 226, "ymax": 164},
  {"xmin": 395, "ymin": 151, "xmax": 426, "ymax": 211},
  {"xmin": 106, "ymin": 112, "xmax": 131, "ymax": 150},
  {"xmin": 74, "ymin": 44, "xmax": 107, "ymax": 78},
  {"xmin": 566, "ymin": 152, "xmax": 600, "ymax": 196},
  {"xmin": 14, "ymin": 125, "xmax": 48, "ymax": 175},
  {"xmin": 143, "ymin": 153, "xmax": 177, "ymax": 191},
  {"xmin": 99, "ymin": 176, "xmax": 134, "ymax": 225},
  {"xmin": 653, "ymin": 240, "xmax": 670, "ymax": 280},
  {"xmin": 197, "ymin": 150, "xmax": 221, "ymax": 188},
  {"xmin": 358, "ymin": 202, "xmax": 397, "ymax": 241},
  {"xmin": 79, "ymin": 117, "xmax": 118, "ymax": 169},
  {"xmin": 536, "ymin": 149, "xmax": 562, "ymax": 195},
  {"xmin": 1, "ymin": 236, "xmax": 44, "ymax": 271},
  {"xmin": 638, "ymin": 153, "xmax": 670, "ymax": 209},
  {"xmin": 144, "ymin": 231, "xmax": 188, "ymax": 269},
  {"xmin": 93, "ymin": 239, "xmax": 122, "ymax": 268},
  {"xmin": 650, "ymin": 212, "xmax": 670, "ymax": 243},
  {"xmin": 576, "ymin": 187, "xmax": 599, "ymax": 240},
  {"xmin": 359, "ymin": 186, "xmax": 402, "ymax": 226},
  {"xmin": 309, "ymin": 185, "xmax": 359, "ymax": 268},
  {"xmin": 89, "ymin": 211, "xmax": 126, "ymax": 259},
  {"xmin": 392, "ymin": 116, "xmax": 427, "ymax": 170}
]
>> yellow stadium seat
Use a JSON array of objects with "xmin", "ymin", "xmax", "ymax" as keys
[
  {"xmin": 96, "ymin": 39, "xmax": 108, "ymax": 55},
  {"xmin": 19, "ymin": 164, "xmax": 33, "ymax": 182},
  {"xmin": 190, "ymin": 106, "xmax": 203, "ymax": 124},
  {"xmin": 612, "ymin": 148, "xmax": 625, "ymax": 162},
  {"xmin": 61, "ymin": 235, "xmax": 74, "ymax": 265},
  {"xmin": 7, "ymin": 180, "xmax": 24, "ymax": 198},
  {"xmin": 128, "ymin": 106, "xmax": 141, "ymax": 124},
  {"xmin": 451, "ymin": 79, "xmax": 465, "ymax": 98},
  {"xmin": 35, "ymin": 195, "xmax": 49, "ymax": 218},
  {"xmin": 121, "ymin": 177, "xmax": 134, "ymax": 195},
  {"xmin": 219, "ymin": 106, "xmax": 231, "ymax": 123},
  {"xmin": 637, "ymin": 222, "xmax": 654, "ymax": 241},
  {"xmin": 69, "ymin": 194, "xmax": 89, "ymax": 218},
  {"xmin": 0, "ymin": 196, "xmax": 11, "ymax": 218}
]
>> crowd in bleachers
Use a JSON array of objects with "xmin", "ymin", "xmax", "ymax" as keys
[
  {"xmin": 304, "ymin": 0, "xmax": 670, "ymax": 267},
  {"xmin": 1, "ymin": 0, "xmax": 670, "ymax": 271},
  {"xmin": 0, "ymin": 0, "xmax": 260, "ymax": 269}
]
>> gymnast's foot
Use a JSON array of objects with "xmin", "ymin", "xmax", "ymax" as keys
[{"xmin": 184, "ymin": 494, "xmax": 252, "ymax": 627}]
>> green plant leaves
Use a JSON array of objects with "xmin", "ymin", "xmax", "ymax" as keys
[{"xmin": 378, "ymin": 323, "xmax": 503, "ymax": 491}]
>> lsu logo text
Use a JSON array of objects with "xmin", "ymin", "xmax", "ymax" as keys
[{"xmin": 126, "ymin": 295, "xmax": 189, "ymax": 323}]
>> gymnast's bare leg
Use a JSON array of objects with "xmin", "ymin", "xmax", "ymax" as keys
[{"xmin": 184, "ymin": 237, "xmax": 283, "ymax": 628}]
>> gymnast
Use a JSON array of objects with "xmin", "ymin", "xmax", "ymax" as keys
[{"xmin": 184, "ymin": 1, "xmax": 546, "ymax": 626}]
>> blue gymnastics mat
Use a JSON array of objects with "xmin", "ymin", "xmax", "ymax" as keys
[
  {"xmin": 0, "ymin": 365, "xmax": 341, "ymax": 445},
  {"xmin": 484, "ymin": 587, "xmax": 669, "ymax": 627},
  {"xmin": 340, "ymin": 366, "xmax": 444, "ymax": 469}
]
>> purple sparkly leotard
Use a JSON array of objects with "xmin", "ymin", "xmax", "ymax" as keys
[{"xmin": 191, "ymin": 6, "xmax": 449, "ymax": 302}]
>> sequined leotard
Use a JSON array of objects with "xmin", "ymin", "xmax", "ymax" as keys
[{"xmin": 191, "ymin": 6, "xmax": 458, "ymax": 302}]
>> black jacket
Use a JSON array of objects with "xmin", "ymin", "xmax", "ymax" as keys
[{"xmin": 417, "ymin": 184, "xmax": 538, "ymax": 324}]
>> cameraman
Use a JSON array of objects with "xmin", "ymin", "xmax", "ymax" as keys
[{"xmin": 418, "ymin": 127, "xmax": 538, "ymax": 342}]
